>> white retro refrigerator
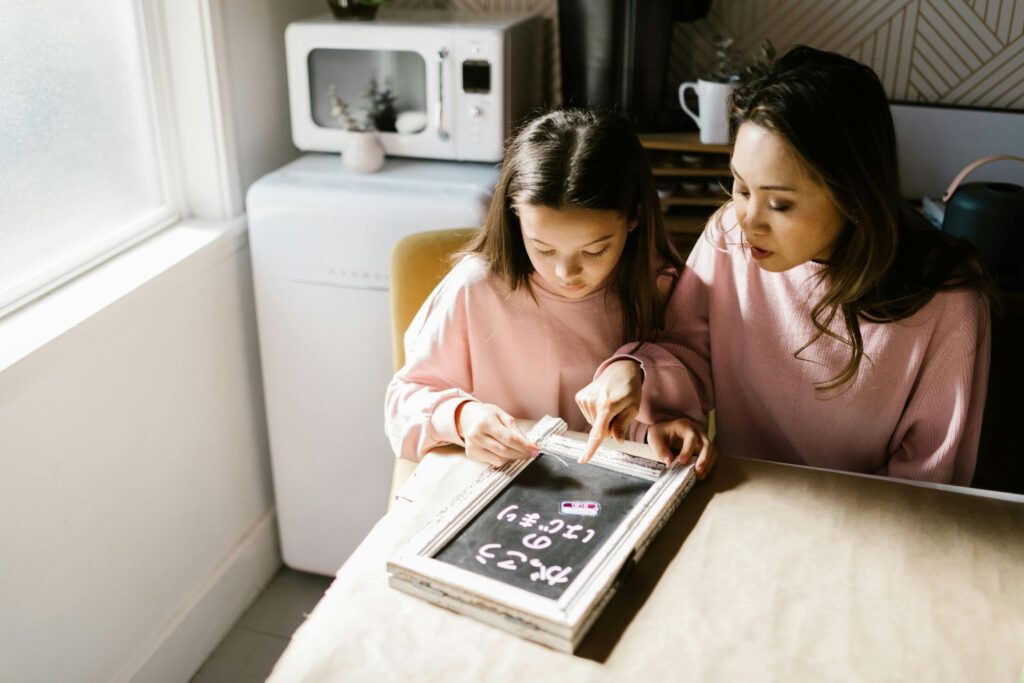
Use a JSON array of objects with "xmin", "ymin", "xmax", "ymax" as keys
[{"xmin": 247, "ymin": 154, "xmax": 499, "ymax": 575}]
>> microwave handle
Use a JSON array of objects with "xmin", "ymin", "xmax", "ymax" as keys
[{"xmin": 436, "ymin": 47, "xmax": 450, "ymax": 141}]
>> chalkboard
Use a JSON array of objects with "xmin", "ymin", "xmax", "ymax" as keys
[
  {"xmin": 433, "ymin": 452, "xmax": 655, "ymax": 600},
  {"xmin": 389, "ymin": 415, "xmax": 696, "ymax": 652}
]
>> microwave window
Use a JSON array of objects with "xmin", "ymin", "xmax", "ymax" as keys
[
  {"xmin": 308, "ymin": 49, "xmax": 427, "ymax": 134},
  {"xmin": 462, "ymin": 60, "xmax": 491, "ymax": 94}
]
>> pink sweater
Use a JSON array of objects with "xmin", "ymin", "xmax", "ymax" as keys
[
  {"xmin": 386, "ymin": 255, "xmax": 663, "ymax": 462},
  {"xmin": 623, "ymin": 213, "xmax": 991, "ymax": 485}
]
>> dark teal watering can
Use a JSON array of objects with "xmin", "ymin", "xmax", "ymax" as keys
[{"xmin": 942, "ymin": 155, "xmax": 1024, "ymax": 290}]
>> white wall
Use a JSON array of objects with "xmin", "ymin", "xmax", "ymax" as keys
[
  {"xmin": 0, "ymin": 1, "xmax": 322, "ymax": 681},
  {"xmin": 0, "ymin": 235, "xmax": 276, "ymax": 683},
  {"xmin": 219, "ymin": 0, "xmax": 325, "ymax": 196}
]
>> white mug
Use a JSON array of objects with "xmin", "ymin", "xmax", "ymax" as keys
[{"xmin": 678, "ymin": 79, "xmax": 737, "ymax": 145}]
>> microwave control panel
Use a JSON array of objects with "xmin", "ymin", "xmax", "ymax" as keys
[
  {"xmin": 461, "ymin": 60, "xmax": 491, "ymax": 94},
  {"xmin": 452, "ymin": 33, "xmax": 506, "ymax": 161}
]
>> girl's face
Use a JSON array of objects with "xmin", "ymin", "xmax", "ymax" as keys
[
  {"xmin": 517, "ymin": 204, "xmax": 634, "ymax": 299},
  {"xmin": 730, "ymin": 122, "xmax": 848, "ymax": 272}
]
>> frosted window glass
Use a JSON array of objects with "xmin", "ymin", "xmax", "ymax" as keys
[{"xmin": 0, "ymin": 2, "xmax": 168, "ymax": 305}]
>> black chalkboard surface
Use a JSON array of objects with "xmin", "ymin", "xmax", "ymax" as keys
[{"xmin": 433, "ymin": 452, "xmax": 654, "ymax": 600}]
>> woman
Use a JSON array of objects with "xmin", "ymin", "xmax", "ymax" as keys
[{"xmin": 577, "ymin": 46, "xmax": 994, "ymax": 485}]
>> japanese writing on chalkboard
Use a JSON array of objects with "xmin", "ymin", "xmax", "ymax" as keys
[{"xmin": 472, "ymin": 504, "xmax": 598, "ymax": 587}]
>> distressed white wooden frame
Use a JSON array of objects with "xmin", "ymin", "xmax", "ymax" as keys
[{"xmin": 388, "ymin": 415, "xmax": 697, "ymax": 652}]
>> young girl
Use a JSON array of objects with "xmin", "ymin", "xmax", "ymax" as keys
[
  {"xmin": 579, "ymin": 46, "xmax": 994, "ymax": 485},
  {"xmin": 385, "ymin": 109, "xmax": 709, "ymax": 468}
]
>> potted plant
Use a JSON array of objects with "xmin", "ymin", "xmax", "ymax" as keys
[
  {"xmin": 678, "ymin": 37, "xmax": 775, "ymax": 144},
  {"xmin": 363, "ymin": 78, "xmax": 398, "ymax": 133},
  {"xmin": 328, "ymin": 84, "xmax": 386, "ymax": 173},
  {"xmin": 326, "ymin": 0, "xmax": 387, "ymax": 21}
]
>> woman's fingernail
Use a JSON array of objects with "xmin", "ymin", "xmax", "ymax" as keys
[{"xmin": 530, "ymin": 447, "xmax": 540, "ymax": 458}]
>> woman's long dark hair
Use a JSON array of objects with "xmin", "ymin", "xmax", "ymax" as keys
[
  {"xmin": 466, "ymin": 108, "xmax": 683, "ymax": 344},
  {"xmin": 726, "ymin": 45, "xmax": 995, "ymax": 391}
]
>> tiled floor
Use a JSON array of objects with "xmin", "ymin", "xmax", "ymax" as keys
[{"xmin": 190, "ymin": 568, "xmax": 332, "ymax": 682}]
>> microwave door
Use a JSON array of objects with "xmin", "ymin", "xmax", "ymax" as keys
[
  {"xmin": 386, "ymin": 35, "xmax": 457, "ymax": 159},
  {"xmin": 292, "ymin": 25, "xmax": 456, "ymax": 160}
]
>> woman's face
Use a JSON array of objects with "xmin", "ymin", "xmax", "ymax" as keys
[
  {"xmin": 516, "ymin": 204, "xmax": 633, "ymax": 299},
  {"xmin": 730, "ymin": 122, "xmax": 848, "ymax": 272}
]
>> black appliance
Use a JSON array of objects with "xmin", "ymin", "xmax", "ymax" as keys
[{"xmin": 559, "ymin": 0, "xmax": 711, "ymax": 131}]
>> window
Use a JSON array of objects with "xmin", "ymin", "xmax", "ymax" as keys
[{"xmin": 0, "ymin": 1, "xmax": 180, "ymax": 315}]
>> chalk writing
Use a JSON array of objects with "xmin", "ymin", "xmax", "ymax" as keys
[
  {"xmin": 470, "ymin": 507, "xmax": 601, "ymax": 586},
  {"xmin": 522, "ymin": 533, "xmax": 551, "ymax": 550},
  {"xmin": 538, "ymin": 518, "xmax": 564, "ymax": 533},
  {"xmin": 497, "ymin": 505, "xmax": 518, "ymax": 523},
  {"xmin": 494, "ymin": 507, "xmax": 596, "ymax": 546},
  {"xmin": 434, "ymin": 452, "xmax": 655, "ymax": 600},
  {"xmin": 496, "ymin": 550, "xmax": 527, "ymax": 571},
  {"xmin": 518, "ymin": 513, "xmax": 540, "ymax": 528},
  {"xmin": 474, "ymin": 543, "xmax": 575, "ymax": 587}
]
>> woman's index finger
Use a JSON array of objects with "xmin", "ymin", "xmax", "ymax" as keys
[{"xmin": 578, "ymin": 406, "xmax": 612, "ymax": 463}]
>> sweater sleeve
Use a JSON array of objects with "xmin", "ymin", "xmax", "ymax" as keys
[
  {"xmin": 384, "ymin": 263, "xmax": 480, "ymax": 462},
  {"xmin": 881, "ymin": 294, "xmax": 991, "ymax": 485},
  {"xmin": 598, "ymin": 234, "xmax": 717, "ymax": 428}
]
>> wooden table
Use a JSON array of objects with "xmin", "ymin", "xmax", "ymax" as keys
[{"xmin": 268, "ymin": 437, "xmax": 1024, "ymax": 682}]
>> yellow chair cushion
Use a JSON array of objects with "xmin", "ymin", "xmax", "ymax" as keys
[
  {"xmin": 390, "ymin": 228, "xmax": 477, "ymax": 370},
  {"xmin": 387, "ymin": 228, "xmax": 476, "ymax": 506}
]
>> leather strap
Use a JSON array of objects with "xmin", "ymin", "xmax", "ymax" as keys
[{"xmin": 943, "ymin": 154, "xmax": 1024, "ymax": 202}]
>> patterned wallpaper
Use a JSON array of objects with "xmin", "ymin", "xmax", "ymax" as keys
[
  {"xmin": 391, "ymin": 0, "xmax": 1023, "ymax": 111},
  {"xmin": 670, "ymin": 0, "xmax": 1024, "ymax": 109}
]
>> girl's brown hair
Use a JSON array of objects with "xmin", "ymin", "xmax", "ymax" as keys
[
  {"xmin": 724, "ymin": 46, "xmax": 995, "ymax": 391},
  {"xmin": 466, "ymin": 108, "xmax": 683, "ymax": 344}
]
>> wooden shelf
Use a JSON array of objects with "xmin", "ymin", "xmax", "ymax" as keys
[
  {"xmin": 663, "ymin": 212, "xmax": 710, "ymax": 234},
  {"xmin": 642, "ymin": 132, "xmax": 731, "ymax": 218},
  {"xmin": 651, "ymin": 166, "xmax": 732, "ymax": 177},
  {"xmin": 661, "ymin": 196, "xmax": 728, "ymax": 208},
  {"xmin": 639, "ymin": 131, "xmax": 732, "ymax": 154}
]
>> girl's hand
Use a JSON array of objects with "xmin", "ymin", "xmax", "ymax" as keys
[
  {"xmin": 576, "ymin": 360, "xmax": 644, "ymax": 464},
  {"xmin": 647, "ymin": 418, "xmax": 717, "ymax": 479},
  {"xmin": 456, "ymin": 402, "xmax": 539, "ymax": 466}
]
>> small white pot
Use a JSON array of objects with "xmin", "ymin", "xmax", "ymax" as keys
[{"xmin": 342, "ymin": 130, "xmax": 385, "ymax": 173}]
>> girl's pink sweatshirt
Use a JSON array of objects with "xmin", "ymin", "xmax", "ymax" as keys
[
  {"xmin": 386, "ymin": 255, "xmax": 661, "ymax": 462},
  {"xmin": 620, "ymin": 215, "xmax": 991, "ymax": 485}
]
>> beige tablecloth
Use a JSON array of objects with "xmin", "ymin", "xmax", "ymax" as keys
[{"xmin": 268, "ymin": 442, "xmax": 1024, "ymax": 682}]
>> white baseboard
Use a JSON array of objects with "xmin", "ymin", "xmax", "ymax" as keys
[{"xmin": 117, "ymin": 509, "xmax": 283, "ymax": 683}]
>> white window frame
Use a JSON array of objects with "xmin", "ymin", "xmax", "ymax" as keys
[
  {"xmin": 156, "ymin": 0, "xmax": 242, "ymax": 220},
  {"xmin": 0, "ymin": 0, "xmax": 240, "ymax": 319}
]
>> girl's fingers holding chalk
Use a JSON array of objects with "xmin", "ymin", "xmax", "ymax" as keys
[
  {"xmin": 488, "ymin": 435, "xmax": 534, "ymax": 460},
  {"xmin": 465, "ymin": 444, "xmax": 506, "ymax": 467},
  {"xmin": 487, "ymin": 420, "xmax": 535, "ymax": 459},
  {"xmin": 495, "ymin": 413, "xmax": 540, "ymax": 456}
]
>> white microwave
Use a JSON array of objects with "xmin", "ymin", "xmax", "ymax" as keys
[{"xmin": 285, "ymin": 10, "xmax": 544, "ymax": 163}]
